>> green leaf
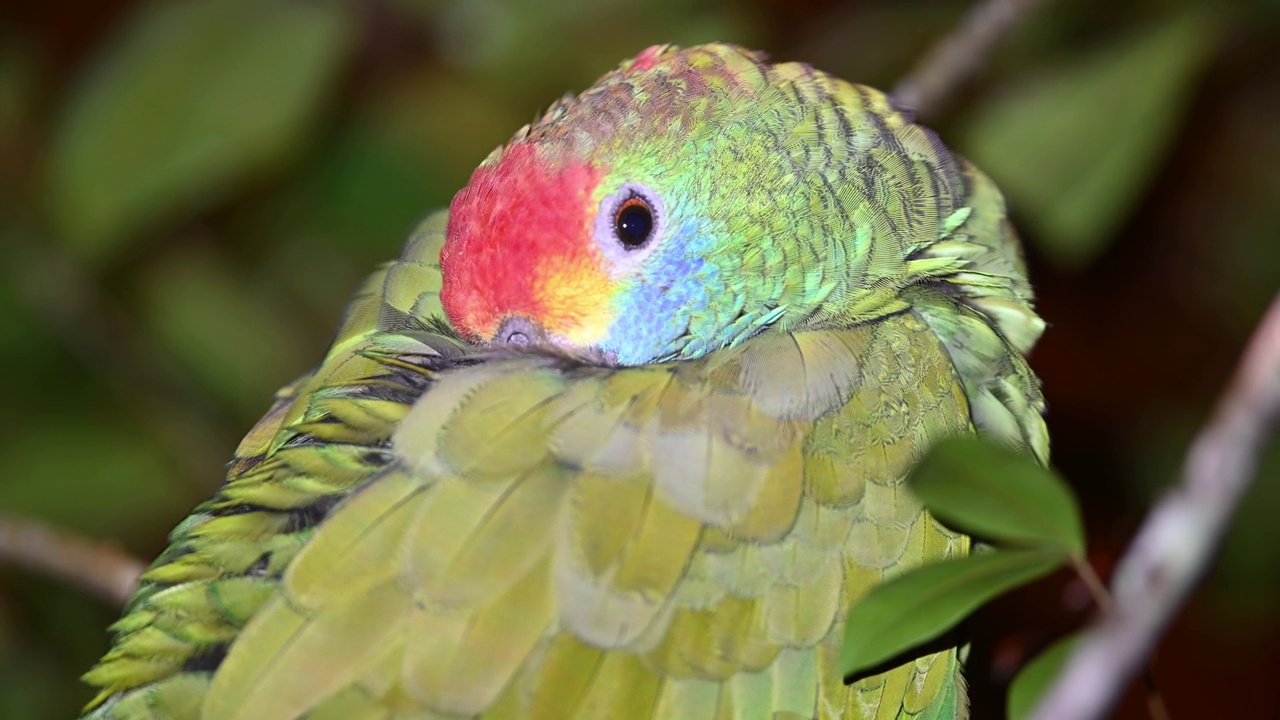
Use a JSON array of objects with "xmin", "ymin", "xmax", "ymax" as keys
[
  {"xmin": 138, "ymin": 244, "xmax": 313, "ymax": 420},
  {"xmin": 48, "ymin": 0, "xmax": 353, "ymax": 259},
  {"xmin": 958, "ymin": 8, "xmax": 1219, "ymax": 269},
  {"xmin": 910, "ymin": 437, "xmax": 1085, "ymax": 555},
  {"xmin": 0, "ymin": 412, "xmax": 188, "ymax": 544},
  {"xmin": 839, "ymin": 548, "xmax": 1067, "ymax": 679},
  {"xmin": 275, "ymin": 127, "xmax": 442, "ymax": 253},
  {"xmin": 1007, "ymin": 634, "xmax": 1080, "ymax": 720}
]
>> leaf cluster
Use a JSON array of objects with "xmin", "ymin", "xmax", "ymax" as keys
[{"xmin": 838, "ymin": 437, "xmax": 1090, "ymax": 718}]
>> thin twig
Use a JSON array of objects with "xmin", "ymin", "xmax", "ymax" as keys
[
  {"xmin": 892, "ymin": 0, "xmax": 1054, "ymax": 119},
  {"xmin": 1069, "ymin": 555, "xmax": 1114, "ymax": 614},
  {"xmin": 1144, "ymin": 673, "xmax": 1171, "ymax": 720},
  {"xmin": 0, "ymin": 513, "xmax": 146, "ymax": 606},
  {"xmin": 1031, "ymin": 293, "xmax": 1280, "ymax": 720}
]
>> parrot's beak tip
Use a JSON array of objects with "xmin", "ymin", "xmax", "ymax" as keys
[
  {"xmin": 493, "ymin": 315, "xmax": 549, "ymax": 346},
  {"xmin": 486, "ymin": 314, "xmax": 620, "ymax": 368}
]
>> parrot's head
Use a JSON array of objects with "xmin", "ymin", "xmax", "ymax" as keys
[{"xmin": 439, "ymin": 43, "xmax": 980, "ymax": 366}]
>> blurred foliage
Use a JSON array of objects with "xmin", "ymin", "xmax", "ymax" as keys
[
  {"xmin": 1005, "ymin": 634, "xmax": 1079, "ymax": 720},
  {"xmin": 49, "ymin": 0, "xmax": 354, "ymax": 258},
  {"xmin": 0, "ymin": 0, "xmax": 1277, "ymax": 718},
  {"xmin": 959, "ymin": 6, "xmax": 1219, "ymax": 268},
  {"xmin": 839, "ymin": 438, "xmax": 1084, "ymax": 690},
  {"xmin": 840, "ymin": 547, "xmax": 1067, "ymax": 681},
  {"xmin": 908, "ymin": 438, "xmax": 1085, "ymax": 555}
]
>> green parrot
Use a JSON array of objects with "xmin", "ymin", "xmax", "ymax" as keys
[{"xmin": 81, "ymin": 43, "xmax": 1046, "ymax": 720}]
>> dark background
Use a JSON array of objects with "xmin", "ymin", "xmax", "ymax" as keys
[{"xmin": 0, "ymin": 0, "xmax": 1277, "ymax": 717}]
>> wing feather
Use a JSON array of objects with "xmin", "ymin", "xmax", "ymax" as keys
[{"xmin": 204, "ymin": 308, "xmax": 981, "ymax": 720}]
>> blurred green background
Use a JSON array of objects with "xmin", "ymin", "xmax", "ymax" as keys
[{"xmin": 0, "ymin": 0, "xmax": 1277, "ymax": 717}]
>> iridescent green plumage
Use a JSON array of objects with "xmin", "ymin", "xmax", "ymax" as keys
[{"xmin": 82, "ymin": 43, "xmax": 1046, "ymax": 720}]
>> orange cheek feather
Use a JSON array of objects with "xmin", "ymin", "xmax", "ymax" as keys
[
  {"xmin": 440, "ymin": 143, "xmax": 615, "ymax": 342},
  {"xmin": 533, "ymin": 257, "xmax": 614, "ymax": 345}
]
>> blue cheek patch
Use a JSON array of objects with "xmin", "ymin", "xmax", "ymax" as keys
[{"xmin": 600, "ymin": 227, "xmax": 723, "ymax": 365}]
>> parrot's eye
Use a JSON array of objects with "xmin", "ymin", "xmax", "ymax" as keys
[
  {"xmin": 614, "ymin": 197, "xmax": 654, "ymax": 249},
  {"xmin": 593, "ymin": 182, "xmax": 665, "ymax": 267}
]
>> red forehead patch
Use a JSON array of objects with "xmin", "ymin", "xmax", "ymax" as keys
[
  {"xmin": 629, "ymin": 45, "xmax": 666, "ymax": 72},
  {"xmin": 440, "ymin": 143, "xmax": 606, "ymax": 341}
]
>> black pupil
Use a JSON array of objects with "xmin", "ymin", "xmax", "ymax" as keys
[{"xmin": 615, "ymin": 202, "xmax": 653, "ymax": 247}]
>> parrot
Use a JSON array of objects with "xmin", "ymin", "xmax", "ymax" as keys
[{"xmin": 80, "ymin": 42, "xmax": 1047, "ymax": 720}]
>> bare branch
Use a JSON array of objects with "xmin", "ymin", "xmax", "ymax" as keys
[
  {"xmin": 1031, "ymin": 293, "xmax": 1280, "ymax": 720},
  {"xmin": 893, "ymin": 0, "xmax": 1054, "ymax": 119},
  {"xmin": 0, "ymin": 513, "xmax": 145, "ymax": 606}
]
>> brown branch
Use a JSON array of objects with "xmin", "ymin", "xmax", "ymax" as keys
[
  {"xmin": 0, "ymin": 513, "xmax": 145, "ymax": 606},
  {"xmin": 892, "ymin": 0, "xmax": 1055, "ymax": 119},
  {"xmin": 1031, "ymin": 292, "xmax": 1280, "ymax": 720}
]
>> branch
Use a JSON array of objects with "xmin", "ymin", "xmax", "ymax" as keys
[
  {"xmin": 892, "ymin": 0, "xmax": 1054, "ymax": 119},
  {"xmin": 0, "ymin": 513, "xmax": 145, "ymax": 606},
  {"xmin": 1031, "ymin": 292, "xmax": 1280, "ymax": 720}
]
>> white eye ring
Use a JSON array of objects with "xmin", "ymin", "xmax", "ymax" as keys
[{"xmin": 592, "ymin": 182, "xmax": 666, "ymax": 273}]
